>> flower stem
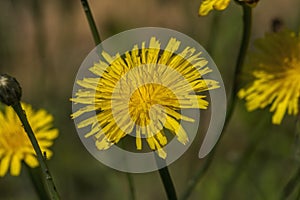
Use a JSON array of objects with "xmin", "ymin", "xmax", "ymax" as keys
[
  {"xmin": 79, "ymin": 2, "xmax": 138, "ymax": 199},
  {"xmin": 156, "ymin": 155, "xmax": 177, "ymax": 200},
  {"xmin": 80, "ymin": 0, "xmax": 102, "ymax": 45},
  {"xmin": 12, "ymin": 102, "xmax": 60, "ymax": 200},
  {"xmin": 227, "ymin": 4, "xmax": 252, "ymax": 121},
  {"xmin": 180, "ymin": 5, "xmax": 252, "ymax": 200},
  {"xmin": 159, "ymin": 167, "xmax": 178, "ymax": 200},
  {"xmin": 25, "ymin": 163, "xmax": 50, "ymax": 200}
]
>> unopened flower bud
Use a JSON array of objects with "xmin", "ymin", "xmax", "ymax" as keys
[{"xmin": 0, "ymin": 74, "xmax": 22, "ymax": 106}]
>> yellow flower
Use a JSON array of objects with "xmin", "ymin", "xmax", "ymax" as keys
[
  {"xmin": 198, "ymin": 0, "xmax": 230, "ymax": 16},
  {"xmin": 238, "ymin": 29, "xmax": 300, "ymax": 124},
  {"xmin": 71, "ymin": 37, "xmax": 219, "ymax": 158},
  {"xmin": 0, "ymin": 103, "xmax": 58, "ymax": 176}
]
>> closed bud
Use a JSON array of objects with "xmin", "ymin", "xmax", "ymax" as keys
[{"xmin": 0, "ymin": 74, "xmax": 22, "ymax": 106}]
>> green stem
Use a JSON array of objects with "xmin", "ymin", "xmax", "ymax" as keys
[
  {"xmin": 80, "ymin": 0, "xmax": 101, "ymax": 45},
  {"xmin": 12, "ymin": 102, "xmax": 60, "ymax": 200},
  {"xmin": 180, "ymin": 5, "xmax": 252, "ymax": 200},
  {"xmin": 159, "ymin": 167, "xmax": 178, "ymax": 200},
  {"xmin": 156, "ymin": 155, "xmax": 177, "ymax": 200},
  {"xmin": 227, "ymin": 5, "xmax": 252, "ymax": 122},
  {"xmin": 25, "ymin": 163, "xmax": 50, "ymax": 200},
  {"xmin": 80, "ymin": 2, "xmax": 137, "ymax": 199}
]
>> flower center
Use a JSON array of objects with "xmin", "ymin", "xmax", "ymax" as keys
[
  {"xmin": 129, "ymin": 83, "xmax": 178, "ymax": 127},
  {"xmin": 0, "ymin": 124, "xmax": 30, "ymax": 152}
]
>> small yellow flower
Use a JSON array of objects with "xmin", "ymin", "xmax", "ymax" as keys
[
  {"xmin": 0, "ymin": 103, "xmax": 58, "ymax": 176},
  {"xmin": 198, "ymin": 0, "xmax": 230, "ymax": 16},
  {"xmin": 238, "ymin": 29, "xmax": 300, "ymax": 124},
  {"xmin": 71, "ymin": 37, "xmax": 219, "ymax": 158}
]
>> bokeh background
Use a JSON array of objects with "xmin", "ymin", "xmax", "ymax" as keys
[{"xmin": 0, "ymin": 0, "xmax": 300, "ymax": 199}]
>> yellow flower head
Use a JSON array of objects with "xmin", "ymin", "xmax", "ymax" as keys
[
  {"xmin": 238, "ymin": 29, "xmax": 300, "ymax": 124},
  {"xmin": 198, "ymin": 0, "xmax": 230, "ymax": 16},
  {"xmin": 0, "ymin": 103, "xmax": 58, "ymax": 176},
  {"xmin": 71, "ymin": 37, "xmax": 219, "ymax": 158}
]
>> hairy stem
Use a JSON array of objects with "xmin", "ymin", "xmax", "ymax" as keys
[
  {"xmin": 25, "ymin": 163, "xmax": 50, "ymax": 200},
  {"xmin": 12, "ymin": 102, "xmax": 60, "ymax": 200}
]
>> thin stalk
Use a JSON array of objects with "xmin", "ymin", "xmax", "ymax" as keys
[
  {"xmin": 180, "ymin": 5, "xmax": 252, "ymax": 200},
  {"xmin": 156, "ymin": 155, "xmax": 178, "ymax": 200},
  {"xmin": 159, "ymin": 167, "xmax": 178, "ymax": 200},
  {"xmin": 80, "ymin": 0, "xmax": 101, "ymax": 45},
  {"xmin": 12, "ymin": 102, "xmax": 60, "ymax": 200},
  {"xmin": 80, "ymin": 2, "xmax": 138, "ymax": 199},
  {"xmin": 25, "ymin": 163, "xmax": 50, "ymax": 200},
  {"xmin": 227, "ymin": 5, "xmax": 252, "ymax": 123}
]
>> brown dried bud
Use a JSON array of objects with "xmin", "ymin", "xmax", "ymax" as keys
[{"xmin": 0, "ymin": 74, "xmax": 22, "ymax": 106}]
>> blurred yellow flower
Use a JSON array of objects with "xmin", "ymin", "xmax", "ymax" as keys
[
  {"xmin": 238, "ymin": 29, "xmax": 300, "ymax": 124},
  {"xmin": 71, "ymin": 37, "xmax": 219, "ymax": 158},
  {"xmin": 198, "ymin": 0, "xmax": 230, "ymax": 16},
  {"xmin": 0, "ymin": 103, "xmax": 58, "ymax": 176}
]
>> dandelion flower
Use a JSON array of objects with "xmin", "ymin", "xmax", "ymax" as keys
[
  {"xmin": 238, "ymin": 29, "xmax": 300, "ymax": 124},
  {"xmin": 71, "ymin": 37, "xmax": 219, "ymax": 158},
  {"xmin": 0, "ymin": 103, "xmax": 58, "ymax": 176}
]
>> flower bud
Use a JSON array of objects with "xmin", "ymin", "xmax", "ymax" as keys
[{"xmin": 0, "ymin": 74, "xmax": 22, "ymax": 106}]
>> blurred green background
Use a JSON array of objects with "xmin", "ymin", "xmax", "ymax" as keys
[{"xmin": 0, "ymin": 0, "xmax": 300, "ymax": 199}]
